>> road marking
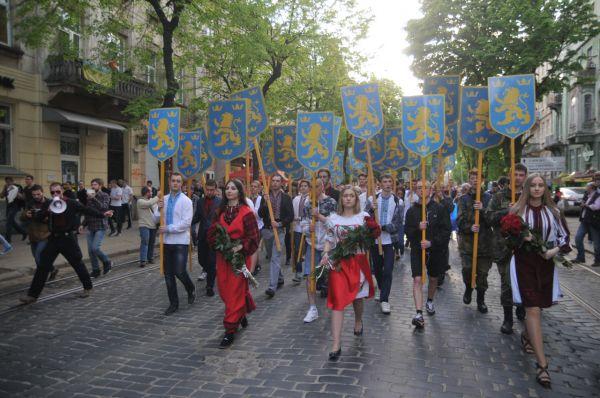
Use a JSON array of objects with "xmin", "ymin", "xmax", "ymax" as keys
[
  {"xmin": 561, "ymin": 283, "xmax": 600, "ymax": 320},
  {"xmin": 575, "ymin": 263, "xmax": 600, "ymax": 278}
]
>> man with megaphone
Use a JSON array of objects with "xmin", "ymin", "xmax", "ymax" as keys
[{"xmin": 19, "ymin": 182, "xmax": 114, "ymax": 304}]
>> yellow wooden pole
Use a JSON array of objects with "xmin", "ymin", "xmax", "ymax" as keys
[
  {"xmin": 225, "ymin": 161, "xmax": 231, "ymax": 182},
  {"xmin": 159, "ymin": 161, "xmax": 165, "ymax": 275},
  {"xmin": 297, "ymin": 233, "xmax": 305, "ymax": 263},
  {"xmin": 420, "ymin": 160, "xmax": 427, "ymax": 282},
  {"xmin": 366, "ymin": 140, "xmax": 383, "ymax": 255},
  {"xmin": 290, "ymin": 176, "xmax": 295, "ymax": 271},
  {"xmin": 470, "ymin": 151, "xmax": 484, "ymax": 288},
  {"xmin": 510, "ymin": 138, "xmax": 516, "ymax": 204},
  {"xmin": 246, "ymin": 151, "xmax": 251, "ymax": 193},
  {"xmin": 187, "ymin": 178, "xmax": 193, "ymax": 272},
  {"xmin": 310, "ymin": 172, "xmax": 317, "ymax": 293},
  {"xmin": 253, "ymin": 137, "xmax": 281, "ymax": 250}
]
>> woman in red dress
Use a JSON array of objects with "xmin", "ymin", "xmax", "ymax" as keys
[
  {"xmin": 509, "ymin": 174, "xmax": 571, "ymax": 388},
  {"xmin": 208, "ymin": 179, "xmax": 260, "ymax": 348},
  {"xmin": 317, "ymin": 186, "xmax": 378, "ymax": 361}
]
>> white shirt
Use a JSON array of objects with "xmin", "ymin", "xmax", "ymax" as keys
[
  {"xmin": 373, "ymin": 193, "xmax": 401, "ymax": 245},
  {"xmin": 110, "ymin": 187, "xmax": 123, "ymax": 207},
  {"xmin": 6, "ymin": 185, "xmax": 18, "ymax": 204},
  {"xmin": 293, "ymin": 194, "xmax": 309, "ymax": 233},
  {"xmin": 359, "ymin": 192, "xmax": 368, "ymax": 212},
  {"xmin": 153, "ymin": 193, "xmax": 193, "ymax": 245},
  {"xmin": 251, "ymin": 195, "xmax": 264, "ymax": 230},
  {"xmin": 122, "ymin": 185, "xmax": 133, "ymax": 204}
]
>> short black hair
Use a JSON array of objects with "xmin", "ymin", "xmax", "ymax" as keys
[
  {"xmin": 318, "ymin": 169, "xmax": 331, "ymax": 178},
  {"xmin": 30, "ymin": 184, "xmax": 43, "ymax": 192},
  {"xmin": 25, "ymin": 174, "xmax": 34, "ymax": 179},
  {"xmin": 515, "ymin": 163, "xmax": 528, "ymax": 173},
  {"xmin": 141, "ymin": 186, "xmax": 150, "ymax": 195},
  {"xmin": 205, "ymin": 179, "xmax": 217, "ymax": 188}
]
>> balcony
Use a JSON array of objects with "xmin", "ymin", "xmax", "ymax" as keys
[
  {"xmin": 544, "ymin": 135, "xmax": 564, "ymax": 150},
  {"xmin": 523, "ymin": 142, "xmax": 544, "ymax": 155},
  {"xmin": 45, "ymin": 58, "xmax": 156, "ymax": 102},
  {"xmin": 548, "ymin": 93, "xmax": 562, "ymax": 111}
]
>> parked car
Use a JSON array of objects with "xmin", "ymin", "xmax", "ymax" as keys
[{"xmin": 559, "ymin": 187, "xmax": 586, "ymax": 215}]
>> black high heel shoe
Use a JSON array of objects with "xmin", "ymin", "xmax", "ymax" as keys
[
  {"xmin": 328, "ymin": 348, "xmax": 341, "ymax": 361},
  {"xmin": 240, "ymin": 316, "xmax": 248, "ymax": 329}
]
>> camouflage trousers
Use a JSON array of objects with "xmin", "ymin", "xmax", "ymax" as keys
[
  {"xmin": 495, "ymin": 257, "xmax": 513, "ymax": 307},
  {"xmin": 460, "ymin": 254, "xmax": 492, "ymax": 291}
]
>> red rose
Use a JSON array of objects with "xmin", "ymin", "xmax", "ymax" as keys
[
  {"xmin": 364, "ymin": 216, "xmax": 381, "ymax": 239},
  {"xmin": 500, "ymin": 214, "xmax": 524, "ymax": 237}
]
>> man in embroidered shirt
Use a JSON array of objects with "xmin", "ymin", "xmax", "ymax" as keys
[
  {"xmin": 368, "ymin": 175, "xmax": 403, "ymax": 314},
  {"xmin": 156, "ymin": 172, "xmax": 196, "ymax": 315}
]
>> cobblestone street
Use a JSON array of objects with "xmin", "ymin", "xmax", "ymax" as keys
[{"xmin": 1, "ymin": 237, "xmax": 599, "ymax": 398}]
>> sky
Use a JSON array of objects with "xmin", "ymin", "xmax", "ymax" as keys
[{"xmin": 355, "ymin": 0, "xmax": 423, "ymax": 96}]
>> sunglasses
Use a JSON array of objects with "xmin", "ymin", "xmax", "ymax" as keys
[{"xmin": 51, "ymin": 190, "xmax": 62, "ymax": 194}]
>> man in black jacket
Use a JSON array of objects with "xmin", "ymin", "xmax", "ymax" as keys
[
  {"xmin": 405, "ymin": 180, "xmax": 451, "ymax": 328},
  {"xmin": 19, "ymin": 182, "xmax": 113, "ymax": 304},
  {"xmin": 191, "ymin": 179, "xmax": 221, "ymax": 296},
  {"xmin": 259, "ymin": 174, "xmax": 294, "ymax": 298}
]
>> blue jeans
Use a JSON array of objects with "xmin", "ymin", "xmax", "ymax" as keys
[
  {"xmin": 0, "ymin": 233, "xmax": 11, "ymax": 251},
  {"xmin": 303, "ymin": 246, "xmax": 322, "ymax": 276},
  {"xmin": 575, "ymin": 222, "xmax": 589, "ymax": 261},
  {"xmin": 30, "ymin": 240, "xmax": 48, "ymax": 269},
  {"xmin": 86, "ymin": 229, "xmax": 111, "ymax": 272},
  {"xmin": 371, "ymin": 244, "xmax": 395, "ymax": 302},
  {"xmin": 590, "ymin": 225, "xmax": 600, "ymax": 263},
  {"xmin": 262, "ymin": 227, "xmax": 285, "ymax": 290},
  {"xmin": 139, "ymin": 227, "xmax": 157, "ymax": 262}
]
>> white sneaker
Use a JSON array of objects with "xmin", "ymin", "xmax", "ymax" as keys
[
  {"xmin": 303, "ymin": 307, "xmax": 319, "ymax": 323},
  {"xmin": 425, "ymin": 300, "xmax": 435, "ymax": 315},
  {"xmin": 198, "ymin": 271, "xmax": 207, "ymax": 281},
  {"xmin": 381, "ymin": 301, "xmax": 391, "ymax": 314}
]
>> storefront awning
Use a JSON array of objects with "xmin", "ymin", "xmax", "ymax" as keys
[{"xmin": 43, "ymin": 107, "xmax": 126, "ymax": 131}]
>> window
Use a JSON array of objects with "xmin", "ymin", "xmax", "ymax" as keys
[
  {"xmin": 569, "ymin": 96, "xmax": 577, "ymax": 128},
  {"xmin": 106, "ymin": 33, "xmax": 126, "ymax": 72},
  {"xmin": 0, "ymin": 104, "xmax": 10, "ymax": 165},
  {"xmin": 176, "ymin": 68, "xmax": 184, "ymax": 104},
  {"xmin": 584, "ymin": 94, "xmax": 593, "ymax": 122},
  {"xmin": 146, "ymin": 52, "xmax": 157, "ymax": 84},
  {"xmin": 0, "ymin": 0, "xmax": 11, "ymax": 46},
  {"xmin": 58, "ymin": 11, "xmax": 81, "ymax": 57},
  {"xmin": 60, "ymin": 126, "xmax": 80, "ymax": 183}
]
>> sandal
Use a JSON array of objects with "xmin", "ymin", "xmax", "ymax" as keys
[
  {"xmin": 521, "ymin": 332, "xmax": 534, "ymax": 354},
  {"xmin": 536, "ymin": 362, "xmax": 551, "ymax": 389}
]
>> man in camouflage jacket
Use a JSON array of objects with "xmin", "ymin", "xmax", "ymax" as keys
[{"xmin": 457, "ymin": 169, "xmax": 492, "ymax": 314}]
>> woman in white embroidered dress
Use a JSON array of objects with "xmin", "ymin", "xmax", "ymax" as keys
[{"xmin": 509, "ymin": 173, "xmax": 571, "ymax": 389}]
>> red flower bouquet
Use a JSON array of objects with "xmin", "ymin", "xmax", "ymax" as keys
[{"xmin": 499, "ymin": 213, "xmax": 572, "ymax": 268}]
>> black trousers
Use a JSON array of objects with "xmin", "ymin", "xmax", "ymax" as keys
[
  {"xmin": 197, "ymin": 239, "xmax": 216, "ymax": 289},
  {"xmin": 371, "ymin": 244, "xmax": 395, "ymax": 302},
  {"xmin": 164, "ymin": 244, "xmax": 195, "ymax": 306},
  {"xmin": 121, "ymin": 203, "xmax": 132, "ymax": 228},
  {"xmin": 5, "ymin": 204, "xmax": 26, "ymax": 242},
  {"xmin": 28, "ymin": 234, "xmax": 92, "ymax": 298},
  {"xmin": 109, "ymin": 205, "xmax": 122, "ymax": 233}
]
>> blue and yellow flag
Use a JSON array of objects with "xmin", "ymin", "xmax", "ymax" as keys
[
  {"xmin": 405, "ymin": 150, "xmax": 421, "ymax": 170},
  {"xmin": 423, "ymin": 75, "xmax": 460, "ymax": 126},
  {"xmin": 402, "ymin": 95, "xmax": 445, "ymax": 158},
  {"xmin": 199, "ymin": 127, "xmax": 213, "ymax": 173},
  {"xmin": 231, "ymin": 86, "xmax": 269, "ymax": 139},
  {"xmin": 261, "ymin": 134, "xmax": 277, "ymax": 175},
  {"xmin": 331, "ymin": 151, "xmax": 344, "ymax": 185},
  {"xmin": 148, "ymin": 107, "xmax": 180, "ymax": 161},
  {"xmin": 273, "ymin": 125, "xmax": 303, "ymax": 174},
  {"xmin": 381, "ymin": 128, "xmax": 409, "ymax": 170},
  {"xmin": 296, "ymin": 112, "xmax": 335, "ymax": 172},
  {"xmin": 440, "ymin": 123, "xmax": 458, "ymax": 157},
  {"xmin": 207, "ymin": 99, "xmax": 248, "ymax": 161},
  {"xmin": 176, "ymin": 130, "xmax": 202, "ymax": 178},
  {"xmin": 488, "ymin": 74, "xmax": 535, "ymax": 138},
  {"xmin": 341, "ymin": 83, "xmax": 384, "ymax": 139},
  {"xmin": 459, "ymin": 86, "xmax": 504, "ymax": 151},
  {"xmin": 345, "ymin": 152, "xmax": 366, "ymax": 176},
  {"xmin": 353, "ymin": 132, "xmax": 385, "ymax": 164}
]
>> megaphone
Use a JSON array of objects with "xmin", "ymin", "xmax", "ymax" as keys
[{"xmin": 49, "ymin": 196, "xmax": 67, "ymax": 214}]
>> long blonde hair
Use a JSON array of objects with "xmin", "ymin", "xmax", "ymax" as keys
[
  {"xmin": 510, "ymin": 173, "xmax": 559, "ymax": 218},
  {"xmin": 338, "ymin": 185, "xmax": 362, "ymax": 215}
]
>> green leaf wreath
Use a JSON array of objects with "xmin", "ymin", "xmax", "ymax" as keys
[{"xmin": 211, "ymin": 224, "xmax": 259, "ymax": 287}]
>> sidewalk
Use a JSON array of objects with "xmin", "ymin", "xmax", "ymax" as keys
[{"xmin": 0, "ymin": 227, "xmax": 144, "ymax": 285}]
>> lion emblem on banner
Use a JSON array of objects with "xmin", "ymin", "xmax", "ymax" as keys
[
  {"xmin": 150, "ymin": 118, "xmax": 176, "ymax": 151},
  {"xmin": 494, "ymin": 88, "xmax": 531, "ymax": 126},
  {"xmin": 406, "ymin": 107, "xmax": 440, "ymax": 144},
  {"xmin": 178, "ymin": 141, "xmax": 197, "ymax": 170},
  {"xmin": 348, "ymin": 95, "xmax": 380, "ymax": 129},
  {"xmin": 467, "ymin": 99, "xmax": 492, "ymax": 133},
  {"xmin": 213, "ymin": 113, "xmax": 242, "ymax": 147},
  {"xmin": 277, "ymin": 135, "xmax": 294, "ymax": 162},
  {"xmin": 301, "ymin": 124, "xmax": 329, "ymax": 159}
]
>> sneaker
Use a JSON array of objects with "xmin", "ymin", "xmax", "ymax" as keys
[
  {"xmin": 48, "ymin": 268, "xmax": 59, "ymax": 281},
  {"xmin": 139, "ymin": 261, "xmax": 147, "ymax": 268},
  {"xmin": 197, "ymin": 271, "xmax": 207, "ymax": 281},
  {"xmin": 425, "ymin": 300, "xmax": 435, "ymax": 315},
  {"xmin": 219, "ymin": 333, "xmax": 235, "ymax": 349},
  {"xmin": 1, "ymin": 244, "xmax": 12, "ymax": 255},
  {"xmin": 303, "ymin": 307, "xmax": 319, "ymax": 323},
  {"xmin": 164, "ymin": 305, "xmax": 178, "ymax": 316},
  {"xmin": 90, "ymin": 269, "xmax": 101, "ymax": 278},
  {"xmin": 148, "ymin": 259, "xmax": 155, "ymax": 264},
  {"xmin": 265, "ymin": 288, "xmax": 275, "ymax": 298},
  {"xmin": 206, "ymin": 287, "xmax": 215, "ymax": 297},
  {"xmin": 277, "ymin": 279, "xmax": 284, "ymax": 289},
  {"xmin": 412, "ymin": 313, "xmax": 425, "ymax": 328},
  {"xmin": 114, "ymin": 232, "xmax": 121, "ymax": 237},
  {"xmin": 79, "ymin": 288, "xmax": 92, "ymax": 298},
  {"xmin": 292, "ymin": 272, "xmax": 302, "ymax": 283},
  {"xmin": 380, "ymin": 301, "xmax": 391, "ymax": 314},
  {"xmin": 103, "ymin": 261, "xmax": 113, "ymax": 275}
]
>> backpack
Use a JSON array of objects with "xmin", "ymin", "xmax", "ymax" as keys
[{"xmin": 584, "ymin": 191, "xmax": 600, "ymax": 227}]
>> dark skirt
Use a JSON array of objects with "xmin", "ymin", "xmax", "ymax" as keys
[{"xmin": 514, "ymin": 249, "xmax": 555, "ymax": 308}]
